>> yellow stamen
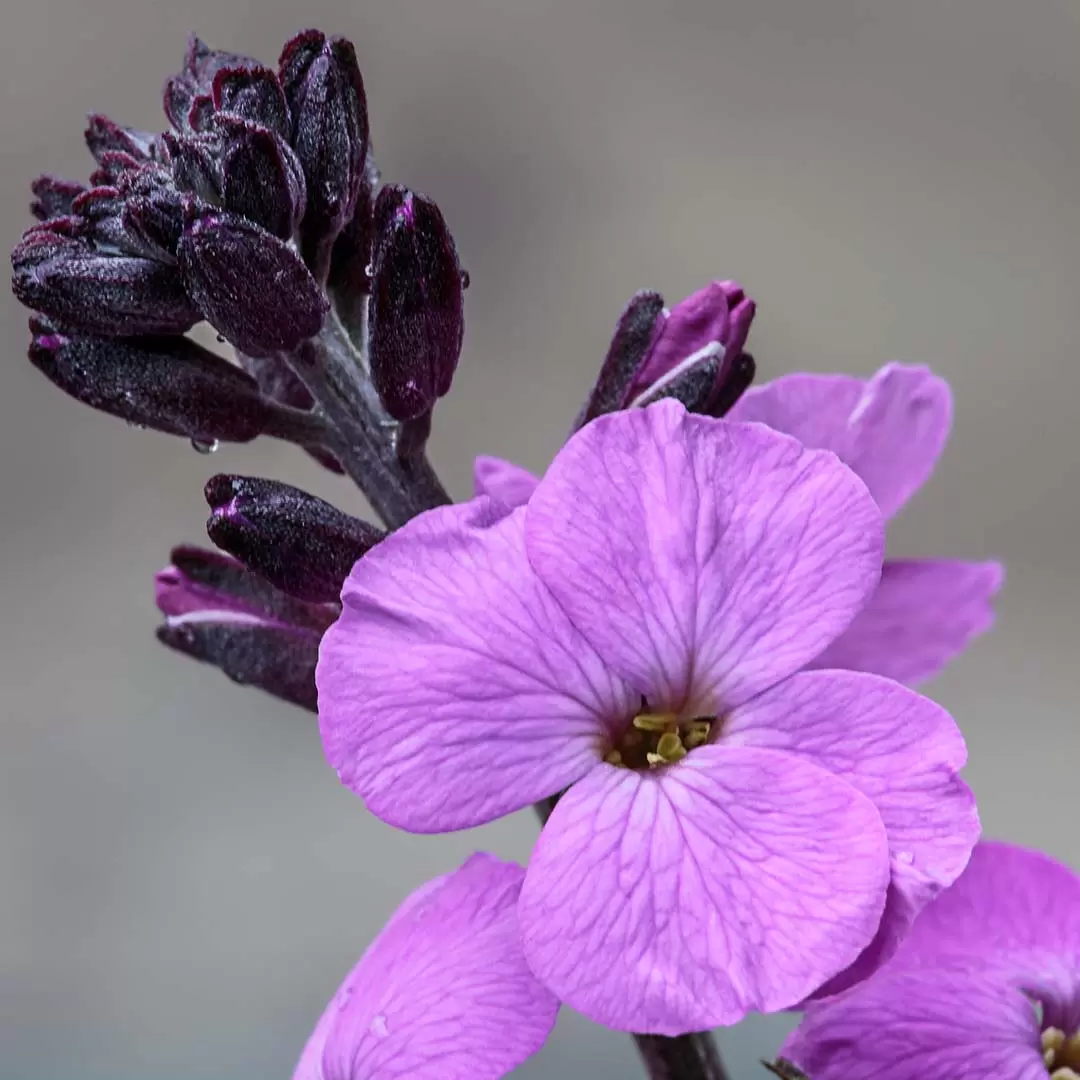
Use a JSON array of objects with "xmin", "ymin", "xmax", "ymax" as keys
[
  {"xmin": 1045, "ymin": 1029, "xmax": 1067, "ymax": 1055},
  {"xmin": 683, "ymin": 721, "xmax": 712, "ymax": 749},
  {"xmin": 632, "ymin": 711, "xmax": 678, "ymax": 732},
  {"xmin": 645, "ymin": 752, "xmax": 665, "ymax": 766},
  {"xmin": 656, "ymin": 732, "xmax": 687, "ymax": 763},
  {"xmin": 604, "ymin": 749, "xmax": 623, "ymax": 765}
]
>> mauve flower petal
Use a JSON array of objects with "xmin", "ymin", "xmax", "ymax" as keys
[
  {"xmin": 525, "ymin": 401, "xmax": 884, "ymax": 713},
  {"xmin": 294, "ymin": 854, "xmax": 558, "ymax": 1080},
  {"xmin": 472, "ymin": 455, "xmax": 539, "ymax": 509},
  {"xmin": 725, "ymin": 670, "xmax": 978, "ymax": 996},
  {"xmin": 729, "ymin": 364, "xmax": 952, "ymax": 520},
  {"xmin": 897, "ymin": 842, "xmax": 1080, "ymax": 980},
  {"xmin": 317, "ymin": 499, "xmax": 637, "ymax": 832},
  {"xmin": 782, "ymin": 967, "xmax": 1046, "ymax": 1080},
  {"xmin": 810, "ymin": 559, "xmax": 1004, "ymax": 685},
  {"xmin": 518, "ymin": 746, "xmax": 890, "ymax": 1034}
]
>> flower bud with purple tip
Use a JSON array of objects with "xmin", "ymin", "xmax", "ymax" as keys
[
  {"xmin": 30, "ymin": 176, "xmax": 87, "ymax": 222},
  {"xmin": 163, "ymin": 36, "xmax": 262, "ymax": 133},
  {"xmin": 204, "ymin": 475, "xmax": 383, "ymax": 603},
  {"xmin": 84, "ymin": 114, "xmax": 164, "ymax": 166},
  {"xmin": 279, "ymin": 29, "xmax": 369, "ymax": 274},
  {"xmin": 368, "ymin": 184, "xmax": 465, "ymax": 422},
  {"xmin": 11, "ymin": 221, "xmax": 200, "ymax": 336},
  {"xmin": 155, "ymin": 546, "xmax": 334, "ymax": 711},
  {"xmin": 28, "ymin": 315, "xmax": 274, "ymax": 443},
  {"xmin": 177, "ymin": 207, "xmax": 328, "ymax": 356},
  {"xmin": 627, "ymin": 279, "xmax": 757, "ymax": 413},
  {"xmin": 218, "ymin": 119, "xmax": 306, "ymax": 239}
]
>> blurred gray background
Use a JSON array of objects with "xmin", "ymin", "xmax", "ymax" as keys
[{"xmin": 2, "ymin": 1, "xmax": 1078, "ymax": 1076}]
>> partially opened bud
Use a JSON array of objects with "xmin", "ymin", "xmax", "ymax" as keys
[
  {"xmin": 368, "ymin": 185, "xmax": 465, "ymax": 421},
  {"xmin": 205, "ymin": 475, "xmax": 383, "ymax": 602},
  {"xmin": 28, "ymin": 316, "xmax": 273, "ymax": 443},
  {"xmin": 627, "ymin": 279, "xmax": 756, "ymax": 410},
  {"xmin": 155, "ymin": 546, "xmax": 334, "ymax": 711},
  {"xmin": 12, "ymin": 222, "xmax": 200, "ymax": 336},
  {"xmin": 279, "ymin": 30, "xmax": 368, "ymax": 272},
  {"xmin": 177, "ymin": 208, "xmax": 328, "ymax": 355}
]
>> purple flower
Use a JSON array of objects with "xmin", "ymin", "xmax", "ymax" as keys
[
  {"xmin": 318, "ymin": 402, "xmax": 977, "ymax": 1033},
  {"xmin": 477, "ymin": 363, "xmax": 1003, "ymax": 686},
  {"xmin": 782, "ymin": 841, "xmax": 1080, "ymax": 1080},
  {"xmin": 727, "ymin": 364, "xmax": 1004, "ymax": 685},
  {"xmin": 293, "ymin": 853, "xmax": 558, "ymax": 1080}
]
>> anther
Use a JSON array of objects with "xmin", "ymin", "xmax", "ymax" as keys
[{"xmin": 632, "ymin": 712, "xmax": 678, "ymax": 732}]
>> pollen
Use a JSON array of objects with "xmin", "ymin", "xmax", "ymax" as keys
[
  {"xmin": 1043, "ymin": 1026, "xmax": 1080, "ymax": 1077},
  {"xmin": 606, "ymin": 707, "xmax": 714, "ymax": 771}
]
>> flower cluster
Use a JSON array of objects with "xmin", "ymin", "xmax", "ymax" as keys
[{"xmin": 10, "ymin": 24, "xmax": 1041, "ymax": 1080}]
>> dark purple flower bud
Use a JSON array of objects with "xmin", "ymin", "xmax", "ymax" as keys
[
  {"xmin": 88, "ymin": 150, "xmax": 143, "ymax": 187},
  {"xmin": 574, "ymin": 290, "xmax": 665, "ymax": 428},
  {"xmin": 212, "ymin": 65, "xmax": 290, "ymax": 138},
  {"xmin": 219, "ymin": 119, "xmax": 306, "ymax": 238},
  {"xmin": 163, "ymin": 132, "xmax": 223, "ymax": 201},
  {"xmin": 30, "ymin": 176, "xmax": 87, "ymax": 222},
  {"xmin": 279, "ymin": 30, "xmax": 368, "ymax": 272},
  {"xmin": 28, "ymin": 316, "xmax": 273, "ymax": 443},
  {"xmin": 368, "ymin": 185, "xmax": 465, "ymax": 421},
  {"xmin": 205, "ymin": 474, "xmax": 383, "ymax": 602},
  {"xmin": 177, "ymin": 208, "xmax": 328, "ymax": 356},
  {"xmin": 12, "ymin": 223, "xmax": 200, "ymax": 336},
  {"xmin": 155, "ymin": 545, "xmax": 334, "ymax": 711},
  {"xmin": 626, "ymin": 279, "xmax": 756, "ymax": 409},
  {"xmin": 84, "ymin": 114, "xmax": 163, "ymax": 165},
  {"xmin": 164, "ymin": 35, "xmax": 260, "ymax": 132}
]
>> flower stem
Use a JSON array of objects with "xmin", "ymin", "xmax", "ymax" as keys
[
  {"xmin": 633, "ymin": 1033, "xmax": 731, "ymax": 1080},
  {"xmin": 298, "ymin": 311, "xmax": 730, "ymax": 1080},
  {"xmin": 283, "ymin": 326, "xmax": 450, "ymax": 527}
]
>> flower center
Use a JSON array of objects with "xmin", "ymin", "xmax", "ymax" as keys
[
  {"xmin": 1043, "ymin": 1027, "xmax": 1080, "ymax": 1077},
  {"xmin": 605, "ymin": 708, "xmax": 715, "ymax": 771}
]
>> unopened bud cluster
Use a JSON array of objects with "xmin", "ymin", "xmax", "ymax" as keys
[{"xmin": 9, "ymin": 28, "xmax": 758, "ymax": 713}]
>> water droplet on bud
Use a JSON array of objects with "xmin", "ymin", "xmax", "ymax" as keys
[
  {"xmin": 191, "ymin": 438, "xmax": 220, "ymax": 455},
  {"xmin": 460, "ymin": 269, "xmax": 471, "ymax": 289},
  {"xmin": 364, "ymin": 262, "xmax": 374, "ymax": 278}
]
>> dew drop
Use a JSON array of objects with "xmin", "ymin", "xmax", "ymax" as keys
[
  {"xmin": 191, "ymin": 438, "xmax": 219, "ymax": 455},
  {"xmin": 364, "ymin": 262, "xmax": 374, "ymax": 278},
  {"xmin": 216, "ymin": 334, "xmax": 226, "ymax": 344},
  {"xmin": 460, "ymin": 269, "xmax": 471, "ymax": 289},
  {"xmin": 370, "ymin": 1014, "xmax": 389, "ymax": 1039}
]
